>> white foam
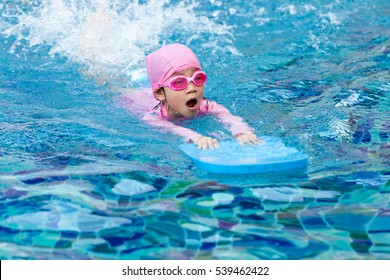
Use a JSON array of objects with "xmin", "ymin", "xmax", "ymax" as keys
[
  {"xmin": 277, "ymin": 4, "xmax": 297, "ymax": 15},
  {"xmin": 2, "ymin": 0, "xmax": 235, "ymax": 83},
  {"xmin": 320, "ymin": 12, "xmax": 342, "ymax": 25}
]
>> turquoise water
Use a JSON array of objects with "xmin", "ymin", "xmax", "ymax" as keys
[{"xmin": 0, "ymin": 0, "xmax": 389, "ymax": 259}]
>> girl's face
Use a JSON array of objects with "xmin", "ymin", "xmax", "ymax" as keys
[{"xmin": 154, "ymin": 67, "xmax": 205, "ymax": 118}]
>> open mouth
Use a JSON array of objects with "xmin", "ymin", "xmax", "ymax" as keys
[{"xmin": 186, "ymin": 98, "xmax": 198, "ymax": 109}]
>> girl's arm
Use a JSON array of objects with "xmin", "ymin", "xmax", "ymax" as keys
[
  {"xmin": 117, "ymin": 91, "xmax": 218, "ymax": 149},
  {"xmin": 142, "ymin": 113, "xmax": 219, "ymax": 149},
  {"xmin": 205, "ymin": 100, "xmax": 263, "ymax": 144}
]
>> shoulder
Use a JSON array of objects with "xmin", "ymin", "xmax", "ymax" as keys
[
  {"xmin": 199, "ymin": 98, "xmax": 230, "ymax": 114},
  {"xmin": 199, "ymin": 98, "xmax": 218, "ymax": 111}
]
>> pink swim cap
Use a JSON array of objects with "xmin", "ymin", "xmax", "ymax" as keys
[{"xmin": 146, "ymin": 43, "xmax": 202, "ymax": 90}]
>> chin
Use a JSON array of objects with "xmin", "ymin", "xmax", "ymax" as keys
[{"xmin": 184, "ymin": 110, "xmax": 198, "ymax": 118}]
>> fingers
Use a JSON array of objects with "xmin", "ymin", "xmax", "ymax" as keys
[
  {"xmin": 197, "ymin": 137, "xmax": 219, "ymax": 150},
  {"xmin": 192, "ymin": 136, "xmax": 220, "ymax": 150},
  {"xmin": 236, "ymin": 133, "xmax": 265, "ymax": 145},
  {"xmin": 191, "ymin": 134, "xmax": 264, "ymax": 150}
]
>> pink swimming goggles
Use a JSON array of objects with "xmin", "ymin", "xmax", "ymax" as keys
[{"xmin": 157, "ymin": 71, "xmax": 207, "ymax": 91}]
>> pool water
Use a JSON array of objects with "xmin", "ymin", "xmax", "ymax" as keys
[{"xmin": 0, "ymin": 0, "xmax": 389, "ymax": 259}]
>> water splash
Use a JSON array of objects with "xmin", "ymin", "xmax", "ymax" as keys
[{"xmin": 1, "ymin": 0, "xmax": 234, "ymax": 84}]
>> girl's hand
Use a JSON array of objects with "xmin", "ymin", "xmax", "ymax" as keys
[
  {"xmin": 236, "ymin": 133, "xmax": 264, "ymax": 145},
  {"xmin": 191, "ymin": 136, "xmax": 220, "ymax": 150}
]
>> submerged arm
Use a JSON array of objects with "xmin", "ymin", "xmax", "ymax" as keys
[
  {"xmin": 142, "ymin": 113, "xmax": 219, "ymax": 149},
  {"xmin": 206, "ymin": 100, "xmax": 263, "ymax": 144}
]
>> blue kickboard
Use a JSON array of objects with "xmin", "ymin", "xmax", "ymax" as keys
[{"xmin": 179, "ymin": 136, "xmax": 308, "ymax": 174}]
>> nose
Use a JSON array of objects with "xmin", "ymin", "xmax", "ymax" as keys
[{"xmin": 186, "ymin": 81, "xmax": 197, "ymax": 93}]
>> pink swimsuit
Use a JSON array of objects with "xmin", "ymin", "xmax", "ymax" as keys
[{"xmin": 117, "ymin": 90, "xmax": 254, "ymax": 142}]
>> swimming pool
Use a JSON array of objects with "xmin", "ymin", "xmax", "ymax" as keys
[{"xmin": 0, "ymin": 0, "xmax": 389, "ymax": 260}]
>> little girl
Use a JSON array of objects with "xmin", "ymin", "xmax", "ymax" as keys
[
  {"xmin": 139, "ymin": 43, "xmax": 261, "ymax": 150},
  {"xmin": 81, "ymin": 15, "xmax": 259, "ymax": 149}
]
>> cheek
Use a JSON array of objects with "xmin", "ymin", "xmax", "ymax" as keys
[
  {"xmin": 164, "ymin": 90, "xmax": 178, "ymax": 101},
  {"xmin": 166, "ymin": 92, "xmax": 185, "ymax": 107}
]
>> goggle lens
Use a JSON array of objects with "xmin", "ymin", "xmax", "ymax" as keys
[
  {"xmin": 192, "ymin": 72, "xmax": 207, "ymax": 86},
  {"xmin": 171, "ymin": 77, "xmax": 188, "ymax": 89},
  {"xmin": 159, "ymin": 71, "xmax": 207, "ymax": 91}
]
